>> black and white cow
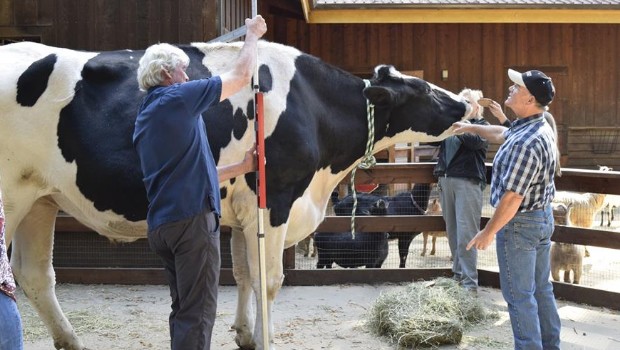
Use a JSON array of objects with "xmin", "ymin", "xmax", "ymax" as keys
[{"xmin": 0, "ymin": 40, "xmax": 471, "ymax": 349}]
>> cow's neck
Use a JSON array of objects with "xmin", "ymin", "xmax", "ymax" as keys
[{"xmin": 318, "ymin": 78, "xmax": 389, "ymax": 175}]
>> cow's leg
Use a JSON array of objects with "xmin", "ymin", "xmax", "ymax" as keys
[
  {"xmin": 240, "ymin": 224, "xmax": 285, "ymax": 350},
  {"xmin": 231, "ymin": 227, "xmax": 256, "ymax": 349},
  {"xmin": 11, "ymin": 197, "xmax": 84, "ymax": 350}
]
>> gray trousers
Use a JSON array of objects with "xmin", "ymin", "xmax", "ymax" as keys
[
  {"xmin": 148, "ymin": 210, "xmax": 221, "ymax": 350},
  {"xmin": 438, "ymin": 176, "xmax": 482, "ymax": 290}
]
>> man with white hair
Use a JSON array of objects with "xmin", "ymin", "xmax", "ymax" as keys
[
  {"xmin": 133, "ymin": 15, "xmax": 266, "ymax": 350},
  {"xmin": 453, "ymin": 69, "xmax": 561, "ymax": 349}
]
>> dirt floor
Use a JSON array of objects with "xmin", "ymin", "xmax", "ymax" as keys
[{"xmin": 18, "ymin": 282, "xmax": 620, "ymax": 350}]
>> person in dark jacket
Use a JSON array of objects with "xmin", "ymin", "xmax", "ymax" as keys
[{"xmin": 433, "ymin": 88, "xmax": 489, "ymax": 293}]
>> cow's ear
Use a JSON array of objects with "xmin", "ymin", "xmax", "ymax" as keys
[{"xmin": 364, "ymin": 86, "xmax": 395, "ymax": 106}]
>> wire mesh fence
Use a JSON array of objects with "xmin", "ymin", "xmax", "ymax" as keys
[{"xmin": 295, "ymin": 184, "xmax": 620, "ymax": 294}]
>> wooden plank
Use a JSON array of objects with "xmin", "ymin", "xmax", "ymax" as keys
[
  {"xmin": 283, "ymin": 268, "xmax": 451, "ymax": 285},
  {"xmin": 133, "ymin": 0, "xmax": 149, "ymax": 48},
  {"xmin": 552, "ymin": 225, "xmax": 620, "ymax": 250},
  {"xmin": 458, "ymin": 24, "xmax": 481, "ymax": 89},
  {"xmin": 552, "ymin": 282, "xmax": 620, "ymax": 311},
  {"xmin": 146, "ymin": 0, "xmax": 161, "ymax": 45},
  {"xmin": 201, "ymin": 0, "xmax": 218, "ymax": 41},
  {"xmin": 158, "ymin": 0, "xmax": 176, "ymax": 44},
  {"xmin": 479, "ymin": 270, "xmax": 620, "ymax": 311},
  {"xmin": 0, "ymin": 0, "xmax": 12, "ymax": 26},
  {"xmin": 316, "ymin": 215, "xmax": 446, "ymax": 233},
  {"xmin": 96, "ymin": 0, "xmax": 121, "ymax": 50},
  {"xmin": 14, "ymin": 0, "xmax": 37, "ymax": 26},
  {"xmin": 55, "ymin": 267, "xmax": 237, "ymax": 285}
]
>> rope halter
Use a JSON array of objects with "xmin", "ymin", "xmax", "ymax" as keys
[{"xmin": 349, "ymin": 79, "xmax": 376, "ymax": 236}]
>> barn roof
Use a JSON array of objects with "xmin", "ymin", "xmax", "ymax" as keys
[{"xmin": 300, "ymin": 0, "xmax": 620, "ymax": 23}]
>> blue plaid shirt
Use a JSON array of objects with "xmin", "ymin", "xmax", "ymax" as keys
[{"xmin": 490, "ymin": 114, "xmax": 557, "ymax": 211}]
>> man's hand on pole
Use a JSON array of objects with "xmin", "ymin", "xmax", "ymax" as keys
[{"xmin": 246, "ymin": 15, "xmax": 267, "ymax": 40}]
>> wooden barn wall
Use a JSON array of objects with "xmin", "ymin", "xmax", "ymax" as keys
[
  {"xmin": 264, "ymin": 19, "xmax": 620, "ymax": 169},
  {"xmin": 0, "ymin": 0, "xmax": 220, "ymax": 50}
]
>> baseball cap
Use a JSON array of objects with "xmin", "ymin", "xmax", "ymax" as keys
[{"xmin": 508, "ymin": 69, "xmax": 555, "ymax": 106}]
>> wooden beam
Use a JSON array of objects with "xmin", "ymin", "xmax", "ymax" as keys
[
  {"xmin": 283, "ymin": 268, "xmax": 452, "ymax": 285},
  {"xmin": 315, "ymin": 215, "xmax": 446, "ymax": 233},
  {"xmin": 299, "ymin": 3, "xmax": 620, "ymax": 24},
  {"xmin": 55, "ymin": 267, "xmax": 237, "ymax": 285}
]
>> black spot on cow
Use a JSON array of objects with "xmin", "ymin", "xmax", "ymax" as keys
[
  {"xmin": 204, "ymin": 101, "xmax": 235, "ymax": 164},
  {"xmin": 245, "ymin": 172, "xmax": 257, "ymax": 193},
  {"xmin": 183, "ymin": 46, "xmax": 213, "ymax": 80},
  {"xmin": 55, "ymin": 45, "xmax": 234, "ymax": 222},
  {"xmin": 246, "ymin": 99, "xmax": 255, "ymax": 121},
  {"xmin": 259, "ymin": 64, "xmax": 272, "ymax": 93},
  {"xmin": 233, "ymin": 105, "xmax": 249, "ymax": 140},
  {"xmin": 220, "ymin": 187, "xmax": 228, "ymax": 200},
  {"xmin": 17, "ymin": 54, "xmax": 57, "ymax": 107},
  {"xmin": 58, "ymin": 50, "xmax": 148, "ymax": 221}
]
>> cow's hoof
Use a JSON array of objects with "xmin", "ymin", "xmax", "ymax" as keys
[
  {"xmin": 53, "ymin": 336, "xmax": 84, "ymax": 350},
  {"xmin": 234, "ymin": 337, "xmax": 256, "ymax": 350},
  {"xmin": 234, "ymin": 329, "xmax": 255, "ymax": 350}
]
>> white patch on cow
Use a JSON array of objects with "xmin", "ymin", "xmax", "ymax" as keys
[
  {"xmin": 284, "ymin": 167, "xmax": 343, "ymax": 247},
  {"xmin": 192, "ymin": 41, "xmax": 301, "ymax": 141}
]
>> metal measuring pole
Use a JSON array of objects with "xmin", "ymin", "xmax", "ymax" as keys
[
  {"xmin": 250, "ymin": 3, "xmax": 271, "ymax": 349},
  {"xmin": 209, "ymin": 2, "xmax": 269, "ymax": 347}
]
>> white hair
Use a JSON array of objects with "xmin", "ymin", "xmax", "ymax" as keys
[
  {"xmin": 459, "ymin": 88, "xmax": 484, "ymax": 119},
  {"xmin": 137, "ymin": 43, "xmax": 190, "ymax": 91}
]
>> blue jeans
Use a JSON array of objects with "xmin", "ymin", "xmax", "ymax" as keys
[
  {"xmin": 0, "ymin": 292, "xmax": 23, "ymax": 350},
  {"xmin": 496, "ymin": 205, "xmax": 561, "ymax": 350}
]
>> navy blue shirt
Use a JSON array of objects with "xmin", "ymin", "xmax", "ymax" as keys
[{"xmin": 133, "ymin": 77, "xmax": 222, "ymax": 231}]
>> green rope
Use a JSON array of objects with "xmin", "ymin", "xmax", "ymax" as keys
[{"xmin": 350, "ymin": 79, "xmax": 376, "ymax": 235}]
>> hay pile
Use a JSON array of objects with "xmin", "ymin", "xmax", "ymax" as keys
[{"xmin": 366, "ymin": 278, "xmax": 497, "ymax": 348}]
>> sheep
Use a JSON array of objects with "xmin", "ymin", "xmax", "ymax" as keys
[
  {"xmin": 420, "ymin": 198, "xmax": 448, "ymax": 257},
  {"xmin": 552, "ymin": 191, "xmax": 606, "ymax": 228},
  {"xmin": 331, "ymin": 184, "xmax": 432, "ymax": 268},
  {"xmin": 552, "ymin": 191, "xmax": 606, "ymax": 258},
  {"xmin": 550, "ymin": 202, "xmax": 585, "ymax": 284},
  {"xmin": 551, "ymin": 242, "xmax": 584, "ymax": 284},
  {"xmin": 314, "ymin": 198, "xmax": 390, "ymax": 269}
]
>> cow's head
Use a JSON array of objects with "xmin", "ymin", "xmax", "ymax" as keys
[{"xmin": 363, "ymin": 65, "xmax": 470, "ymax": 141}]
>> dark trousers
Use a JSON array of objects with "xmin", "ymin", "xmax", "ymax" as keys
[{"xmin": 148, "ymin": 210, "xmax": 221, "ymax": 350}]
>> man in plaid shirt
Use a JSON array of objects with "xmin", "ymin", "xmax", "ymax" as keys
[{"xmin": 452, "ymin": 69, "xmax": 561, "ymax": 350}]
